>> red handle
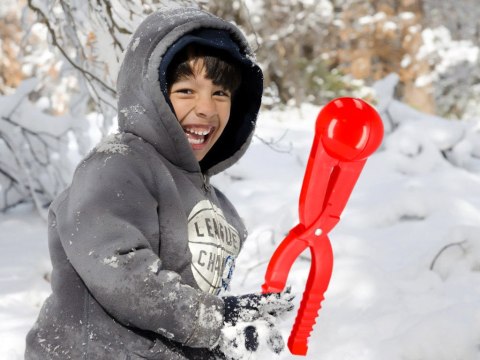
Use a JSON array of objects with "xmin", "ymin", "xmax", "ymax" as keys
[{"xmin": 288, "ymin": 235, "xmax": 333, "ymax": 355}]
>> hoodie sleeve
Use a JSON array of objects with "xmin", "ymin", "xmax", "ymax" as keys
[{"xmin": 53, "ymin": 147, "xmax": 224, "ymax": 349}]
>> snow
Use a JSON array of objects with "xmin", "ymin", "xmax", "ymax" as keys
[
  {"xmin": 103, "ymin": 256, "xmax": 120, "ymax": 268},
  {"xmin": 95, "ymin": 133, "xmax": 130, "ymax": 155},
  {"xmin": 399, "ymin": 12, "xmax": 416, "ymax": 21},
  {"xmin": 148, "ymin": 259, "xmax": 160, "ymax": 274},
  {"xmin": 417, "ymin": 26, "xmax": 479, "ymax": 85},
  {"xmin": 2, "ymin": 85, "xmax": 480, "ymax": 359},
  {"xmin": 131, "ymin": 37, "xmax": 141, "ymax": 52},
  {"xmin": 0, "ymin": 206, "xmax": 50, "ymax": 360}
]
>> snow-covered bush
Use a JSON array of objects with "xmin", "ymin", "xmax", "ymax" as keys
[{"xmin": 417, "ymin": 26, "xmax": 480, "ymax": 119}]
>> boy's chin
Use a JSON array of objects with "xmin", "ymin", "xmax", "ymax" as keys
[
  {"xmin": 192, "ymin": 148, "xmax": 207, "ymax": 162},
  {"xmin": 190, "ymin": 143, "xmax": 213, "ymax": 162}
]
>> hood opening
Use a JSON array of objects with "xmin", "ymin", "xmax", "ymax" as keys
[{"xmin": 158, "ymin": 28, "xmax": 263, "ymax": 174}]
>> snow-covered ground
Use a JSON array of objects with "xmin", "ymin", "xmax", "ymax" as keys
[
  {"xmin": 0, "ymin": 208, "xmax": 51, "ymax": 359},
  {"xmin": 2, "ymin": 77, "xmax": 480, "ymax": 359}
]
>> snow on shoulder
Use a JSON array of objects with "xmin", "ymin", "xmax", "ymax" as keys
[{"xmin": 95, "ymin": 133, "xmax": 129, "ymax": 155}]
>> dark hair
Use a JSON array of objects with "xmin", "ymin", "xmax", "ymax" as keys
[{"xmin": 166, "ymin": 45, "xmax": 242, "ymax": 94}]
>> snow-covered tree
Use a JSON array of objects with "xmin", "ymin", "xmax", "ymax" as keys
[
  {"xmin": 0, "ymin": 0, "xmax": 81, "ymax": 215},
  {"xmin": 421, "ymin": 0, "xmax": 480, "ymax": 119}
]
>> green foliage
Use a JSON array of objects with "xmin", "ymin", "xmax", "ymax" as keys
[{"xmin": 297, "ymin": 58, "xmax": 356, "ymax": 103}]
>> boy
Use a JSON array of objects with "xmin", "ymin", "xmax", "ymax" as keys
[{"xmin": 26, "ymin": 7, "xmax": 292, "ymax": 360}]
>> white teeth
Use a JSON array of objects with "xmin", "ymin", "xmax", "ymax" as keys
[
  {"xmin": 185, "ymin": 127, "xmax": 211, "ymax": 136},
  {"xmin": 183, "ymin": 126, "xmax": 213, "ymax": 146},
  {"xmin": 188, "ymin": 137, "xmax": 205, "ymax": 144}
]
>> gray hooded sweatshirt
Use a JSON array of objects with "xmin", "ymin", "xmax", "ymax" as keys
[{"xmin": 25, "ymin": 7, "xmax": 262, "ymax": 360}]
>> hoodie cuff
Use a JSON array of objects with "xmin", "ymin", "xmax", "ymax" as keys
[{"xmin": 185, "ymin": 293, "xmax": 225, "ymax": 349}]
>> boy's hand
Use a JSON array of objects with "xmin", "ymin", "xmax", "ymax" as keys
[
  {"xmin": 215, "ymin": 289, "xmax": 294, "ymax": 359},
  {"xmin": 222, "ymin": 288, "xmax": 295, "ymax": 325}
]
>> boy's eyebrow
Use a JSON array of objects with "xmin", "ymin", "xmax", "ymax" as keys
[{"xmin": 172, "ymin": 76, "xmax": 195, "ymax": 82}]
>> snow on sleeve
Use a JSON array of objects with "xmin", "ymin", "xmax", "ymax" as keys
[{"xmin": 131, "ymin": 37, "xmax": 141, "ymax": 52}]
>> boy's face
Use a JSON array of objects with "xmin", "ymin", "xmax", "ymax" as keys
[{"xmin": 169, "ymin": 59, "xmax": 232, "ymax": 162}]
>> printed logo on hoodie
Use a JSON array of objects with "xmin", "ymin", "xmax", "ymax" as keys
[{"xmin": 187, "ymin": 200, "xmax": 240, "ymax": 294}]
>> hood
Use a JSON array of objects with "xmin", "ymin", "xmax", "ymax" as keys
[{"xmin": 116, "ymin": 7, "xmax": 263, "ymax": 176}]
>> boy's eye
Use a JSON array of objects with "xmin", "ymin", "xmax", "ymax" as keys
[
  {"xmin": 214, "ymin": 90, "xmax": 231, "ymax": 97},
  {"xmin": 174, "ymin": 88, "xmax": 193, "ymax": 94}
]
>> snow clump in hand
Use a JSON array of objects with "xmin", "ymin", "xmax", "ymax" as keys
[
  {"xmin": 217, "ymin": 289, "xmax": 295, "ymax": 359},
  {"xmin": 219, "ymin": 318, "xmax": 285, "ymax": 360}
]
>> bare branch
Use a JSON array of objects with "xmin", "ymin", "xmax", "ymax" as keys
[
  {"xmin": 430, "ymin": 241, "xmax": 467, "ymax": 271},
  {"xmin": 240, "ymin": 260, "xmax": 269, "ymax": 286},
  {"xmin": 27, "ymin": 0, "xmax": 117, "ymax": 96},
  {"xmin": 254, "ymin": 130, "xmax": 293, "ymax": 153}
]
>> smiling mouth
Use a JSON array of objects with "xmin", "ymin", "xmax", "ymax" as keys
[{"xmin": 183, "ymin": 126, "xmax": 214, "ymax": 146}]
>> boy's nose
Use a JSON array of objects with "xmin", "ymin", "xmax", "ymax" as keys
[{"xmin": 195, "ymin": 95, "xmax": 217, "ymax": 119}]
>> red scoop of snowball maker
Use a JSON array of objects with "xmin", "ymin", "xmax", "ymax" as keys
[{"xmin": 262, "ymin": 97, "xmax": 384, "ymax": 356}]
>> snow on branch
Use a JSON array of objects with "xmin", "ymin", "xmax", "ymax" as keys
[
  {"xmin": 27, "ymin": 0, "xmax": 119, "ymax": 133},
  {"xmin": 0, "ymin": 79, "xmax": 78, "ymax": 218}
]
